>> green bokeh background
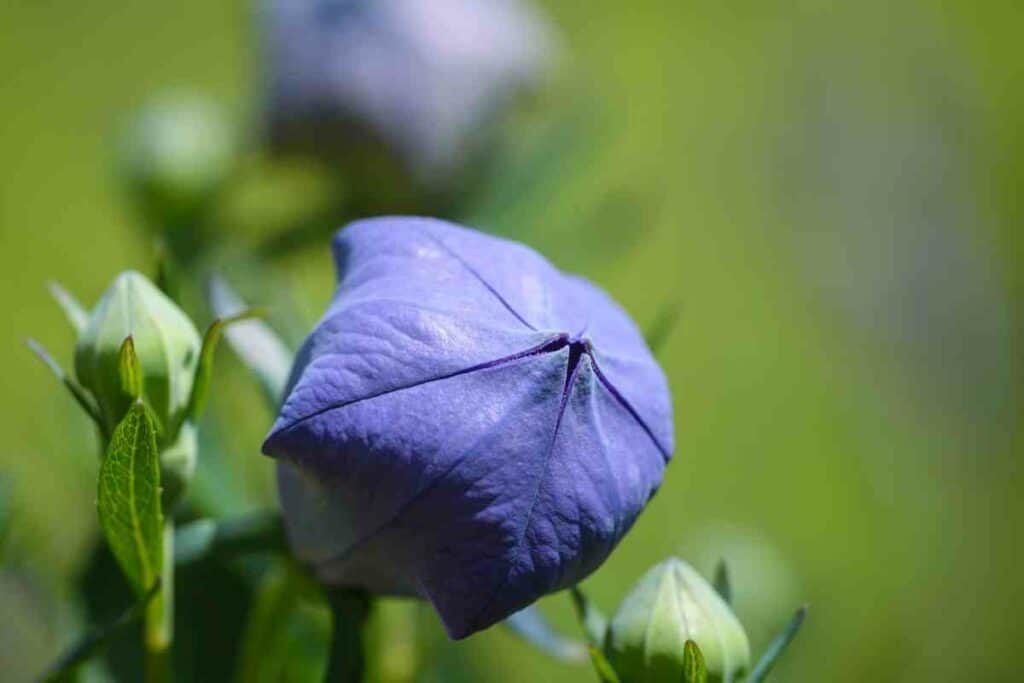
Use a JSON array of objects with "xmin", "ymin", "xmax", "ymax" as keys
[{"xmin": 1, "ymin": 1, "xmax": 1021, "ymax": 681}]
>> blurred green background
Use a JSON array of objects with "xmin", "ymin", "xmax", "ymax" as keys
[{"xmin": 1, "ymin": 1, "xmax": 1021, "ymax": 681}]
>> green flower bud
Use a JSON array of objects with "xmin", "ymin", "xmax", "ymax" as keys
[
  {"xmin": 119, "ymin": 93, "xmax": 234, "ymax": 235},
  {"xmin": 605, "ymin": 558, "xmax": 751, "ymax": 683},
  {"xmin": 74, "ymin": 271, "xmax": 201, "ymax": 438}
]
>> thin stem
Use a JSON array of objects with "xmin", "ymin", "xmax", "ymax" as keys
[
  {"xmin": 145, "ymin": 520, "xmax": 174, "ymax": 683},
  {"xmin": 326, "ymin": 590, "xmax": 373, "ymax": 683}
]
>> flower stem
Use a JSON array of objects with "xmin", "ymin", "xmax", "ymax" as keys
[
  {"xmin": 145, "ymin": 520, "xmax": 174, "ymax": 683},
  {"xmin": 326, "ymin": 589, "xmax": 373, "ymax": 683}
]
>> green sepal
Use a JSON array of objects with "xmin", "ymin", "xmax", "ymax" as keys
[
  {"xmin": 118, "ymin": 336, "xmax": 144, "ymax": 401},
  {"xmin": 682, "ymin": 640, "xmax": 708, "ymax": 683},
  {"xmin": 47, "ymin": 281, "xmax": 90, "ymax": 334},
  {"xmin": 207, "ymin": 275, "xmax": 294, "ymax": 408},
  {"xmin": 747, "ymin": 605, "xmax": 808, "ymax": 683},
  {"xmin": 184, "ymin": 308, "xmax": 265, "ymax": 425},
  {"xmin": 27, "ymin": 338, "xmax": 106, "ymax": 438}
]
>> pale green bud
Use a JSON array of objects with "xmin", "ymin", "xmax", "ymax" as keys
[
  {"xmin": 605, "ymin": 558, "xmax": 751, "ymax": 683},
  {"xmin": 119, "ymin": 93, "xmax": 234, "ymax": 234},
  {"xmin": 74, "ymin": 271, "xmax": 201, "ymax": 437}
]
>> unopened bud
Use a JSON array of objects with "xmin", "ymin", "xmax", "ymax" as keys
[
  {"xmin": 119, "ymin": 93, "xmax": 234, "ymax": 234},
  {"xmin": 74, "ymin": 271, "xmax": 200, "ymax": 437},
  {"xmin": 605, "ymin": 558, "xmax": 750, "ymax": 682}
]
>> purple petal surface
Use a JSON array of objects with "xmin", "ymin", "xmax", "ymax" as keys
[
  {"xmin": 264, "ymin": 0, "xmax": 557, "ymax": 178},
  {"xmin": 265, "ymin": 217, "xmax": 673, "ymax": 638}
]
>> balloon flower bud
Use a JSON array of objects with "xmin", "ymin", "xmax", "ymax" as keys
[
  {"xmin": 74, "ymin": 271, "xmax": 201, "ymax": 503},
  {"xmin": 265, "ymin": 217, "xmax": 674, "ymax": 639},
  {"xmin": 119, "ymin": 93, "xmax": 234, "ymax": 235},
  {"xmin": 263, "ymin": 0, "xmax": 558, "ymax": 184},
  {"xmin": 605, "ymin": 558, "xmax": 751, "ymax": 683}
]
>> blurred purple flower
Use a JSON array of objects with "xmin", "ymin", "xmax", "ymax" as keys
[
  {"xmin": 264, "ymin": 217, "xmax": 673, "ymax": 638},
  {"xmin": 263, "ymin": 0, "xmax": 557, "ymax": 181}
]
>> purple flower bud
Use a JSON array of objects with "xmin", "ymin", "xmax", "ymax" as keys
[
  {"xmin": 264, "ymin": 217, "xmax": 673, "ymax": 638},
  {"xmin": 263, "ymin": 0, "xmax": 557, "ymax": 180}
]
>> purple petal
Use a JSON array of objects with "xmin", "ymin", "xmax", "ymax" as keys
[{"xmin": 265, "ymin": 217, "xmax": 673, "ymax": 638}]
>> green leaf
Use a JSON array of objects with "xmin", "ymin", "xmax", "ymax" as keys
[
  {"xmin": 682, "ymin": 640, "xmax": 708, "ymax": 683},
  {"xmin": 26, "ymin": 338, "xmax": 106, "ymax": 437},
  {"xmin": 184, "ymin": 307, "xmax": 265, "ymax": 423},
  {"xmin": 48, "ymin": 281, "xmax": 90, "ymax": 334},
  {"xmin": 97, "ymin": 401, "xmax": 164, "ymax": 595},
  {"xmin": 504, "ymin": 606, "xmax": 586, "ymax": 661},
  {"xmin": 713, "ymin": 559, "xmax": 732, "ymax": 605},
  {"xmin": 587, "ymin": 646, "xmax": 621, "ymax": 683},
  {"xmin": 747, "ymin": 605, "xmax": 808, "ymax": 683},
  {"xmin": 207, "ymin": 275, "xmax": 294, "ymax": 408},
  {"xmin": 118, "ymin": 336, "xmax": 144, "ymax": 400},
  {"xmin": 235, "ymin": 561, "xmax": 333, "ymax": 683},
  {"xmin": 39, "ymin": 581, "xmax": 160, "ymax": 682},
  {"xmin": 571, "ymin": 585, "xmax": 609, "ymax": 648}
]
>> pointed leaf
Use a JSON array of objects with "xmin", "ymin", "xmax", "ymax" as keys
[
  {"xmin": 48, "ymin": 281, "xmax": 90, "ymax": 334},
  {"xmin": 39, "ymin": 582, "xmax": 160, "ymax": 682},
  {"xmin": 236, "ymin": 562, "xmax": 333, "ymax": 683},
  {"xmin": 27, "ymin": 338, "xmax": 106, "ymax": 436},
  {"xmin": 207, "ymin": 275, "xmax": 294, "ymax": 408},
  {"xmin": 118, "ymin": 336, "xmax": 144, "ymax": 400},
  {"xmin": 97, "ymin": 401, "xmax": 164, "ymax": 595},
  {"xmin": 504, "ymin": 605, "xmax": 586, "ymax": 661},
  {"xmin": 185, "ymin": 307, "xmax": 266, "ymax": 423},
  {"xmin": 682, "ymin": 640, "xmax": 707, "ymax": 683},
  {"xmin": 571, "ymin": 585, "xmax": 609, "ymax": 648},
  {"xmin": 747, "ymin": 605, "xmax": 808, "ymax": 683},
  {"xmin": 713, "ymin": 559, "xmax": 732, "ymax": 605}
]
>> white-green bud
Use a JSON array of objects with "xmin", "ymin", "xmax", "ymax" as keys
[
  {"xmin": 74, "ymin": 271, "xmax": 201, "ymax": 439},
  {"xmin": 605, "ymin": 558, "xmax": 751, "ymax": 683},
  {"xmin": 119, "ymin": 93, "xmax": 234, "ymax": 232}
]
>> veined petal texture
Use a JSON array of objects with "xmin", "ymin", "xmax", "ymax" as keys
[{"xmin": 265, "ymin": 217, "xmax": 673, "ymax": 638}]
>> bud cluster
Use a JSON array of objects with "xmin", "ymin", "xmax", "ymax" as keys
[{"xmin": 40, "ymin": 271, "xmax": 205, "ymax": 509}]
